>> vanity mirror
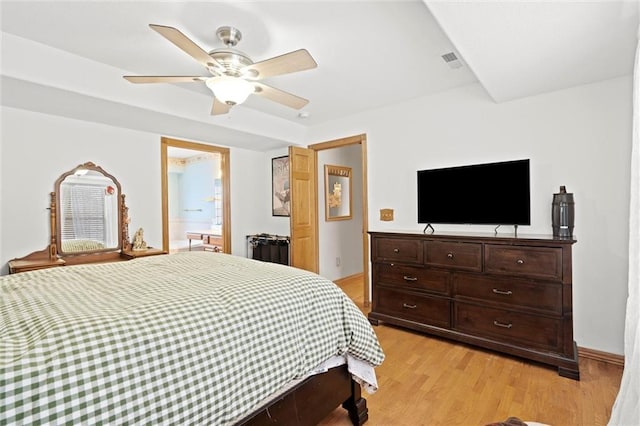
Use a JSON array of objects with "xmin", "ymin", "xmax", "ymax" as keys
[
  {"xmin": 6, "ymin": 162, "xmax": 165, "ymax": 274},
  {"xmin": 55, "ymin": 162, "xmax": 125, "ymax": 255},
  {"xmin": 325, "ymin": 164, "xmax": 352, "ymax": 221}
]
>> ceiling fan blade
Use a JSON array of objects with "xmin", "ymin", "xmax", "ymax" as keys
[
  {"xmin": 253, "ymin": 82, "xmax": 309, "ymax": 110},
  {"xmin": 211, "ymin": 97, "xmax": 231, "ymax": 115},
  {"xmin": 123, "ymin": 76, "xmax": 207, "ymax": 84},
  {"xmin": 242, "ymin": 49, "xmax": 317, "ymax": 80},
  {"xmin": 149, "ymin": 24, "xmax": 222, "ymax": 71}
]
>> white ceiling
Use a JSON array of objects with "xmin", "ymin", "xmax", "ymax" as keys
[
  {"xmin": 428, "ymin": 1, "xmax": 639, "ymax": 103},
  {"xmin": 1, "ymin": 1, "xmax": 637, "ymax": 150}
]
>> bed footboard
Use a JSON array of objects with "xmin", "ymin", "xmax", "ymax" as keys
[{"xmin": 238, "ymin": 364, "xmax": 367, "ymax": 425}]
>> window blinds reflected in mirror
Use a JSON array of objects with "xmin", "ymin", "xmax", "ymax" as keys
[{"xmin": 58, "ymin": 170, "xmax": 120, "ymax": 253}]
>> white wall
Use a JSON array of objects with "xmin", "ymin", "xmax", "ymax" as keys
[
  {"xmin": 318, "ymin": 144, "xmax": 363, "ymax": 281},
  {"xmin": 261, "ymin": 147, "xmax": 292, "ymax": 237},
  {"xmin": 0, "ymin": 106, "xmax": 268, "ymax": 272},
  {"xmin": 229, "ymin": 147, "xmax": 278, "ymax": 257},
  {"xmin": 306, "ymin": 77, "xmax": 633, "ymax": 355}
]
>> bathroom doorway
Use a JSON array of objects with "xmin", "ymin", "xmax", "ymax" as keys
[{"xmin": 160, "ymin": 137, "xmax": 231, "ymax": 254}]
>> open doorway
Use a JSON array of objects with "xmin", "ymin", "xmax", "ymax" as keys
[
  {"xmin": 160, "ymin": 137, "xmax": 231, "ymax": 254},
  {"xmin": 308, "ymin": 134, "xmax": 369, "ymax": 306}
]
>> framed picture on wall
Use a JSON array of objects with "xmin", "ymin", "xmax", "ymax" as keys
[{"xmin": 272, "ymin": 156, "xmax": 290, "ymax": 216}]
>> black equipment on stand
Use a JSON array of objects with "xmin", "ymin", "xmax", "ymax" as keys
[{"xmin": 247, "ymin": 234, "xmax": 290, "ymax": 265}]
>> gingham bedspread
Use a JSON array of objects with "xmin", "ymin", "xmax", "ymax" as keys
[{"xmin": 1, "ymin": 252, "xmax": 384, "ymax": 425}]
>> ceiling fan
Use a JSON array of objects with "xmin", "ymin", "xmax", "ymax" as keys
[{"xmin": 124, "ymin": 24, "xmax": 317, "ymax": 115}]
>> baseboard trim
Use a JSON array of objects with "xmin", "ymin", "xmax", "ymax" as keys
[
  {"xmin": 334, "ymin": 272, "xmax": 364, "ymax": 287},
  {"xmin": 578, "ymin": 346, "xmax": 625, "ymax": 367}
]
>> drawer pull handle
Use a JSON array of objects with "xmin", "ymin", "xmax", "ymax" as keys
[
  {"xmin": 393, "ymin": 248, "xmax": 400, "ymax": 253},
  {"xmin": 403, "ymin": 303, "xmax": 417, "ymax": 309},
  {"xmin": 403, "ymin": 276, "xmax": 418, "ymax": 281},
  {"xmin": 447, "ymin": 252, "xmax": 454, "ymax": 259},
  {"xmin": 492, "ymin": 288, "xmax": 513, "ymax": 296},
  {"xmin": 516, "ymin": 259, "xmax": 524, "ymax": 265},
  {"xmin": 493, "ymin": 320, "xmax": 513, "ymax": 329}
]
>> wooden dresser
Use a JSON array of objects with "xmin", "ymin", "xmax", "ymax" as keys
[{"xmin": 368, "ymin": 231, "xmax": 579, "ymax": 379}]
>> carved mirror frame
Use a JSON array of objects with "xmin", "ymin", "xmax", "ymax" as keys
[{"xmin": 50, "ymin": 162, "xmax": 130, "ymax": 262}]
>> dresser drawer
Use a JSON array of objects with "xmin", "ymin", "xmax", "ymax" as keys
[
  {"xmin": 454, "ymin": 274, "xmax": 562, "ymax": 315},
  {"xmin": 454, "ymin": 302, "xmax": 561, "ymax": 352},
  {"xmin": 375, "ymin": 263, "xmax": 450, "ymax": 295},
  {"xmin": 425, "ymin": 241, "xmax": 482, "ymax": 272},
  {"xmin": 373, "ymin": 237, "xmax": 423, "ymax": 264},
  {"xmin": 484, "ymin": 245, "xmax": 562, "ymax": 280},
  {"xmin": 375, "ymin": 287, "xmax": 450, "ymax": 328}
]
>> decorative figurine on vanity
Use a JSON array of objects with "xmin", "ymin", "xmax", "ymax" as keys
[{"xmin": 132, "ymin": 227, "xmax": 147, "ymax": 251}]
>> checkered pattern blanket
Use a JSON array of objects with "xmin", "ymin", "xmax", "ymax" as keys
[{"xmin": 1, "ymin": 252, "xmax": 384, "ymax": 425}]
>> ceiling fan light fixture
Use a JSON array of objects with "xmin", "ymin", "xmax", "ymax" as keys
[
  {"xmin": 127, "ymin": 24, "xmax": 317, "ymax": 114},
  {"xmin": 205, "ymin": 76, "xmax": 253, "ymax": 106}
]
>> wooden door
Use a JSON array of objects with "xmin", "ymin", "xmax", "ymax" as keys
[{"xmin": 289, "ymin": 146, "xmax": 318, "ymax": 272}]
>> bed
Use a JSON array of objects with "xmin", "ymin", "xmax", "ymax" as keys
[{"xmin": 1, "ymin": 252, "xmax": 384, "ymax": 425}]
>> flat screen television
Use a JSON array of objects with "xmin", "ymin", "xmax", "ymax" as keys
[{"xmin": 417, "ymin": 159, "xmax": 530, "ymax": 226}]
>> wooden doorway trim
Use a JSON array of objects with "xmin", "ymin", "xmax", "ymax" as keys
[
  {"xmin": 308, "ymin": 134, "xmax": 370, "ymax": 306},
  {"xmin": 160, "ymin": 137, "xmax": 231, "ymax": 254}
]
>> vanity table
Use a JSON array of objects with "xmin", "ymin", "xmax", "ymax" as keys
[
  {"xmin": 121, "ymin": 247, "xmax": 167, "ymax": 259},
  {"xmin": 186, "ymin": 230, "xmax": 223, "ymax": 252},
  {"xmin": 8, "ymin": 250, "xmax": 66, "ymax": 274},
  {"xmin": 8, "ymin": 162, "xmax": 165, "ymax": 274}
]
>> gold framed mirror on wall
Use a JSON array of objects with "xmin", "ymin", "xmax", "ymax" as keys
[{"xmin": 324, "ymin": 164, "xmax": 352, "ymax": 221}]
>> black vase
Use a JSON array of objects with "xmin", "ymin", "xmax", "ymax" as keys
[{"xmin": 552, "ymin": 186, "xmax": 575, "ymax": 238}]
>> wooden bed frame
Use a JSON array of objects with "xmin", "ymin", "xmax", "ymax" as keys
[{"xmin": 239, "ymin": 365, "xmax": 368, "ymax": 425}]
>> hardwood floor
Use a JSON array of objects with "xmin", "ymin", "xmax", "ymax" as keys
[{"xmin": 322, "ymin": 278, "xmax": 624, "ymax": 426}]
